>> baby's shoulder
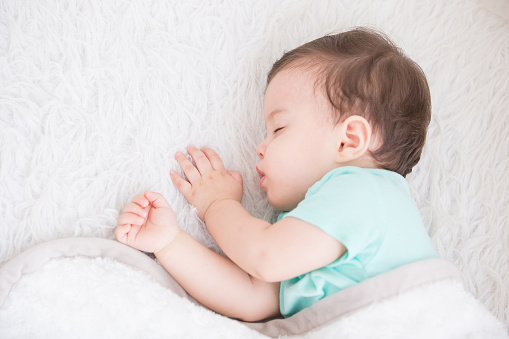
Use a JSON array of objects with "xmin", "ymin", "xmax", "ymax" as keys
[{"xmin": 311, "ymin": 166, "xmax": 405, "ymax": 194}]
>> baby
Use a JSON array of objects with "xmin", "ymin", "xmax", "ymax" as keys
[{"xmin": 116, "ymin": 27, "xmax": 438, "ymax": 322}]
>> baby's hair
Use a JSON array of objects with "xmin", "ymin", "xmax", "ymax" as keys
[{"xmin": 267, "ymin": 27, "xmax": 431, "ymax": 177}]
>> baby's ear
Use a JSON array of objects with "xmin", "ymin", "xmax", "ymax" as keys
[{"xmin": 334, "ymin": 115, "xmax": 372, "ymax": 164}]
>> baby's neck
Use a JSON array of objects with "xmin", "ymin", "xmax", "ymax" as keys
[{"xmin": 340, "ymin": 155, "xmax": 379, "ymax": 170}]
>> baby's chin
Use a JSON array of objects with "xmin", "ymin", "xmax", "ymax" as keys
[{"xmin": 267, "ymin": 195, "xmax": 301, "ymax": 213}]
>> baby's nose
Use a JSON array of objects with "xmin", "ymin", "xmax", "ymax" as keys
[{"xmin": 256, "ymin": 141, "xmax": 265, "ymax": 159}]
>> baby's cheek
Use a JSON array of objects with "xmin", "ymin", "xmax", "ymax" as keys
[{"xmin": 266, "ymin": 191, "xmax": 281, "ymax": 209}]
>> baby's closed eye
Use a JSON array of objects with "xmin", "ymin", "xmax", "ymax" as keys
[{"xmin": 273, "ymin": 127, "xmax": 284, "ymax": 135}]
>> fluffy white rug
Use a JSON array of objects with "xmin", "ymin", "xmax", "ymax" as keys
[
  {"xmin": 1, "ymin": 0, "xmax": 508, "ymax": 333},
  {"xmin": 1, "ymin": 253, "xmax": 506, "ymax": 338},
  {"xmin": 1, "ymin": 256, "xmax": 265, "ymax": 339}
]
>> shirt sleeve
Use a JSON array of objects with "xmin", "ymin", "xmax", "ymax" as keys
[{"xmin": 281, "ymin": 167, "xmax": 387, "ymax": 260}]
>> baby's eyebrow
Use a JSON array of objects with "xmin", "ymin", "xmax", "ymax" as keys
[{"xmin": 266, "ymin": 108, "xmax": 287, "ymax": 123}]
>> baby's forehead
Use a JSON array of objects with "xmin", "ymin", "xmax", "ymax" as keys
[
  {"xmin": 263, "ymin": 72, "xmax": 334, "ymax": 127},
  {"xmin": 269, "ymin": 65, "xmax": 319, "ymax": 84},
  {"xmin": 268, "ymin": 65, "xmax": 327, "ymax": 103}
]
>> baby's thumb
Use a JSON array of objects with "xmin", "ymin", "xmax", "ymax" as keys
[
  {"xmin": 227, "ymin": 171, "xmax": 243, "ymax": 184},
  {"xmin": 144, "ymin": 191, "xmax": 171, "ymax": 209}
]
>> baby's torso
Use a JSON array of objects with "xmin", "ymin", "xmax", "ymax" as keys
[{"xmin": 278, "ymin": 166, "xmax": 438, "ymax": 318}]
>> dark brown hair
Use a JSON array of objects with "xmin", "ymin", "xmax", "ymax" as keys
[{"xmin": 267, "ymin": 27, "xmax": 431, "ymax": 177}]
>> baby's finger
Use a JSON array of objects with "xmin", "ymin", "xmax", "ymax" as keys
[
  {"xmin": 118, "ymin": 213, "xmax": 145, "ymax": 226},
  {"xmin": 132, "ymin": 194, "xmax": 150, "ymax": 208},
  {"xmin": 227, "ymin": 171, "xmax": 243, "ymax": 184},
  {"xmin": 122, "ymin": 202, "xmax": 147, "ymax": 218},
  {"xmin": 175, "ymin": 151, "xmax": 201, "ymax": 183},
  {"xmin": 115, "ymin": 224, "xmax": 131, "ymax": 244},
  {"xmin": 187, "ymin": 146, "xmax": 213, "ymax": 175},
  {"xmin": 170, "ymin": 170, "xmax": 192, "ymax": 200},
  {"xmin": 202, "ymin": 148, "xmax": 225, "ymax": 170},
  {"xmin": 127, "ymin": 224, "xmax": 142, "ymax": 244},
  {"xmin": 144, "ymin": 191, "xmax": 172, "ymax": 209}
]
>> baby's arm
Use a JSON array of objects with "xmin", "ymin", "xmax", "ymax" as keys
[
  {"xmin": 116, "ymin": 191, "xmax": 280, "ymax": 321},
  {"xmin": 171, "ymin": 147, "xmax": 346, "ymax": 282},
  {"xmin": 155, "ymin": 231, "xmax": 280, "ymax": 321},
  {"xmin": 203, "ymin": 201, "xmax": 346, "ymax": 282}
]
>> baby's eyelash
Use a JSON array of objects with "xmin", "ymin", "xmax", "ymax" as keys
[{"xmin": 273, "ymin": 127, "xmax": 284, "ymax": 134}]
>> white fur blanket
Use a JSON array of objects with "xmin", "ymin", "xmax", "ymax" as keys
[
  {"xmin": 0, "ymin": 0, "xmax": 508, "ymax": 336},
  {"xmin": 0, "ymin": 238, "xmax": 507, "ymax": 338}
]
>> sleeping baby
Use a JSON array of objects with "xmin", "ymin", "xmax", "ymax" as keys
[{"xmin": 116, "ymin": 27, "xmax": 438, "ymax": 321}]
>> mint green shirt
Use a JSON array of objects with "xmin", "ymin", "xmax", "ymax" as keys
[{"xmin": 278, "ymin": 166, "xmax": 438, "ymax": 318}]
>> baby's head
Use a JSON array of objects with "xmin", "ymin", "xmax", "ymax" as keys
[{"xmin": 267, "ymin": 28, "xmax": 431, "ymax": 177}]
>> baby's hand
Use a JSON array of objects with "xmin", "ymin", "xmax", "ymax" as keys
[
  {"xmin": 171, "ymin": 146, "xmax": 243, "ymax": 220},
  {"xmin": 116, "ymin": 191, "xmax": 180, "ymax": 254}
]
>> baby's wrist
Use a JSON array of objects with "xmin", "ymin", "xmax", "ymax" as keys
[
  {"xmin": 154, "ymin": 230, "xmax": 183, "ymax": 255},
  {"xmin": 203, "ymin": 198, "xmax": 238, "ymax": 222}
]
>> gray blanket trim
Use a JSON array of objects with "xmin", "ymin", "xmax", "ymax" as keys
[
  {"xmin": 0, "ymin": 237, "xmax": 462, "ymax": 338},
  {"xmin": 0, "ymin": 237, "xmax": 189, "ymax": 304},
  {"xmin": 244, "ymin": 256, "xmax": 462, "ymax": 337}
]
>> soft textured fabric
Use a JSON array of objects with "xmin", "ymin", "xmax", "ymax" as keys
[
  {"xmin": 279, "ymin": 167, "xmax": 438, "ymax": 317},
  {"xmin": 1, "ymin": 237, "xmax": 506, "ymax": 339},
  {"xmin": 0, "ymin": 238, "xmax": 191, "ymax": 306}
]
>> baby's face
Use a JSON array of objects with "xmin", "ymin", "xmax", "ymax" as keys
[{"xmin": 256, "ymin": 69, "xmax": 340, "ymax": 211}]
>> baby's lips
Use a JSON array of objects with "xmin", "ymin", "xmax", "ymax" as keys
[
  {"xmin": 256, "ymin": 166, "xmax": 266, "ymax": 190},
  {"xmin": 256, "ymin": 166, "xmax": 264, "ymax": 178}
]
